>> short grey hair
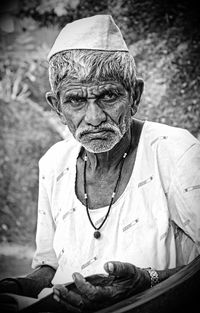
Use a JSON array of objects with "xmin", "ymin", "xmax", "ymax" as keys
[{"xmin": 48, "ymin": 50, "xmax": 137, "ymax": 99}]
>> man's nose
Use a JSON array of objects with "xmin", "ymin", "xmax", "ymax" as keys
[{"xmin": 84, "ymin": 99, "xmax": 106, "ymax": 126}]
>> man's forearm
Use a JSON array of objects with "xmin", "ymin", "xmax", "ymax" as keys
[
  {"xmin": 23, "ymin": 265, "xmax": 56, "ymax": 296},
  {"xmin": 0, "ymin": 265, "xmax": 56, "ymax": 298},
  {"xmin": 156, "ymin": 265, "xmax": 185, "ymax": 283},
  {"xmin": 26, "ymin": 265, "xmax": 56, "ymax": 288}
]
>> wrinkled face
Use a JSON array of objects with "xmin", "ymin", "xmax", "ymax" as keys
[{"xmin": 58, "ymin": 80, "xmax": 132, "ymax": 153}]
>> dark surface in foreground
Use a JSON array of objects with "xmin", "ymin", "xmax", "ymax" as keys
[{"xmin": 0, "ymin": 255, "xmax": 200, "ymax": 313}]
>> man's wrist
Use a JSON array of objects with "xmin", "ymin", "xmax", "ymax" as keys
[{"xmin": 145, "ymin": 268, "xmax": 159, "ymax": 287}]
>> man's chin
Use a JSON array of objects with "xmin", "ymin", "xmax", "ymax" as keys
[{"xmin": 79, "ymin": 138, "xmax": 120, "ymax": 153}]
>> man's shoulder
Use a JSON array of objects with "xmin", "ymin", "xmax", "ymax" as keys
[
  {"xmin": 39, "ymin": 136, "xmax": 80, "ymax": 170},
  {"xmin": 144, "ymin": 121, "xmax": 199, "ymax": 160},
  {"xmin": 44, "ymin": 137, "xmax": 78, "ymax": 156},
  {"xmin": 145, "ymin": 120, "xmax": 197, "ymax": 144}
]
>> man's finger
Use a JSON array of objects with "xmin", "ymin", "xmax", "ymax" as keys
[
  {"xmin": 104, "ymin": 261, "xmax": 136, "ymax": 278},
  {"xmin": 57, "ymin": 297, "xmax": 82, "ymax": 313},
  {"xmin": 73, "ymin": 272, "xmax": 98, "ymax": 300},
  {"xmin": 73, "ymin": 273, "xmax": 120, "ymax": 301},
  {"xmin": 53, "ymin": 284, "xmax": 84, "ymax": 309}
]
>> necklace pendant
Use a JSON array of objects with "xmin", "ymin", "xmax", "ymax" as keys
[{"xmin": 94, "ymin": 230, "xmax": 101, "ymax": 239}]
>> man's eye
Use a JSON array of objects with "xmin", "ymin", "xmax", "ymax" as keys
[
  {"xmin": 100, "ymin": 93, "xmax": 117, "ymax": 101},
  {"xmin": 67, "ymin": 97, "xmax": 86, "ymax": 106}
]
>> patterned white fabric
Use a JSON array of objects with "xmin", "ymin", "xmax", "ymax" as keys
[{"xmin": 32, "ymin": 121, "xmax": 200, "ymax": 284}]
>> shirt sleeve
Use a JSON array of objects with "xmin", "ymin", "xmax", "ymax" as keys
[
  {"xmin": 32, "ymin": 159, "xmax": 58, "ymax": 270},
  {"xmin": 168, "ymin": 141, "xmax": 200, "ymax": 255}
]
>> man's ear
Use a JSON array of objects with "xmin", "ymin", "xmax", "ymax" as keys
[
  {"xmin": 134, "ymin": 78, "xmax": 144, "ymax": 108},
  {"xmin": 46, "ymin": 92, "xmax": 67, "ymax": 124},
  {"xmin": 130, "ymin": 78, "xmax": 144, "ymax": 116},
  {"xmin": 45, "ymin": 91, "xmax": 61, "ymax": 115}
]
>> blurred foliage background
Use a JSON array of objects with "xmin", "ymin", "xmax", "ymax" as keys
[{"xmin": 0, "ymin": 0, "xmax": 200, "ymax": 249}]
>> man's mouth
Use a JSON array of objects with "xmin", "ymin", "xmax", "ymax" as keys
[{"xmin": 80, "ymin": 128, "xmax": 114, "ymax": 138}]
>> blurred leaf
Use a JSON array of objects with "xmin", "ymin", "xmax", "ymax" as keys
[
  {"xmin": 0, "ymin": 14, "xmax": 14, "ymax": 32},
  {"xmin": 54, "ymin": 3, "xmax": 67, "ymax": 16}
]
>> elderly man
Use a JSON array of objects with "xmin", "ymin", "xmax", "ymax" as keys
[{"xmin": 1, "ymin": 15, "xmax": 200, "ymax": 312}]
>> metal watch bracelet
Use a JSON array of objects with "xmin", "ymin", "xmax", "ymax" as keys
[{"xmin": 145, "ymin": 268, "xmax": 159, "ymax": 287}]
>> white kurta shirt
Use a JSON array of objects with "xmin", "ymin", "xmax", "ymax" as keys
[{"xmin": 32, "ymin": 121, "xmax": 200, "ymax": 284}]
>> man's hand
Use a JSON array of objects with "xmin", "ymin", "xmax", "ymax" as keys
[{"xmin": 53, "ymin": 261, "xmax": 151, "ymax": 312}]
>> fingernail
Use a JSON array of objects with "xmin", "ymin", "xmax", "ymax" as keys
[
  {"xmin": 72, "ymin": 273, "xmax": 78, "ymax": 280},
  {"xmin": 53, "ymin": 294, "xmax": 60, "ymax": 302},
  {"xmin": 108, "ymin": 262, "xmax": 114, "ymax": 273},
  {"xmin": 73, "ymin": 272, "xmax": 83, "ymax": 281}
]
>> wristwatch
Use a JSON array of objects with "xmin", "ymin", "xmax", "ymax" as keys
[{"xmin": 145, "ymin": 268, "xmax": 159, "ymax": 287}]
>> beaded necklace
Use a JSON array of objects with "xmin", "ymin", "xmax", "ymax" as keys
[{"xmin": 83, "ymin": 147, "xmax": 130, "ymax": 239}]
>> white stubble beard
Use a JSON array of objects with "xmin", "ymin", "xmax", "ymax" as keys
[{"xmin": 75, "ymin": 114, "xmax": 132, "ymax": 153}]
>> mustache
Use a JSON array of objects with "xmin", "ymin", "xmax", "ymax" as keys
[{"xmin": 76, "ymin": 123, "xmax": 119, "ymax": 139}]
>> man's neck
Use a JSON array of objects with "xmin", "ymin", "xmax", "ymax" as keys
[
  {"xmin": 76, "ymin": 119, "xmax": 144, "ymax": 209},
  {"xmin": 83, "ymin": 119, "xmax": 142, "ymax": 174}
]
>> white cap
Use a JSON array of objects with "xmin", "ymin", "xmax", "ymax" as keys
[{"xmin": 48, "ymin": 15, "xmax": 128, "ymax": 61}]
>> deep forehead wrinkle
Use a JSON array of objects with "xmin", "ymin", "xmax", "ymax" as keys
[{"xmin": 62, "ymin": 81, "xmax": 124, "ymax": 98}]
